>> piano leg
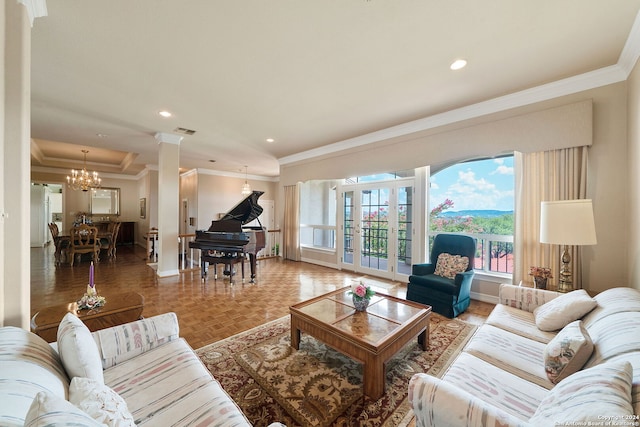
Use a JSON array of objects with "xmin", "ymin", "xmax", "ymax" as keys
[
  {"xmin": 248, "ymin": 253, "xmax": 257, "ymax": 283},
  {"xmin": 200, "ymin": 259, "xmax": 207, "ymax": 279}
]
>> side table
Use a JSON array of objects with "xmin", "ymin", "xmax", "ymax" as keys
[{"xmin": 31, "ymin": 291, "xmax": 145, "ymax": 343}]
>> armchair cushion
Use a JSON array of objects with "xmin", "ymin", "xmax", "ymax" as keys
[{"xmin": 434, "ymin": 253, "xmax": 469, "ymax": 279}]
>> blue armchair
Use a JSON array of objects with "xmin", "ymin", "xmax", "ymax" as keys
[{"xmin": 406, "ymin": 234, "xmax": 477, "ymax": 318}]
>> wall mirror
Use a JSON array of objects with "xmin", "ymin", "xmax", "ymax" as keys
[{"xmin": 90, "ymin": 187, "xmax": 120, "ymax": 215}]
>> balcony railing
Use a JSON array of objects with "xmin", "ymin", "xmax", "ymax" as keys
[
  {"xmin": 428, "ymin": 232, "xmax": 513, "ymax": 275},
  {"xmin": 300, "ymin": 224, "xmax": 336, "ymax": 250}
]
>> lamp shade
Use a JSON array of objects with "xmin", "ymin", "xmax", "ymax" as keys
[{"xmin": 540, "ymin": 199, "xmax": 597, "ymax": 246}]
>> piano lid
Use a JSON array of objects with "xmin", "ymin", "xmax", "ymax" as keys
[{"xmin": 218, "ymin": 190, "xmax": 264, "ymax": 225}]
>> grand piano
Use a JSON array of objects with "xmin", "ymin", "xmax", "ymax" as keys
[{"xmin": 189, "ymin": 190, "xmax": 266, "ymax": 282}]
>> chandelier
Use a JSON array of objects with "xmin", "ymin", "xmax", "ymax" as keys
[
  {"xmin": 241, "ymin": 165, "xmax": 252, "ymax": 196},
  {"xmin": 67, "ymin": 150, "xmax": 101, "ymax": 192}
]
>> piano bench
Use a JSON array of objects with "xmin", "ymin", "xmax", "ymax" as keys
[{"xmin": 201, "ymin": 254, "xmax": 245, "ymax": 282}]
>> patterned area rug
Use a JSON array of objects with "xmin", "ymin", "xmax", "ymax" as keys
[{"xmin": 196, "ymin": 313, "xmax": 477, "ymax": 427}]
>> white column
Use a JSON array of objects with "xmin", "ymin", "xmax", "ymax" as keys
[
  {"xmin": 1, "ymin": 0, "xmax": 31, "ymax": 328},
  {"xmin": 154, "ymin": 132, "xmax": 182, "ymax": 277}
]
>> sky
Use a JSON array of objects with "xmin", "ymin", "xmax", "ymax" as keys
[{"xmin": 430, "ymin": 156, "xmax": 514, "ymax": 212}]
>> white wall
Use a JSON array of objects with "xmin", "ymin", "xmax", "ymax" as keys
[
  {"xmin": 30, "ymin": 184, "xmax": 48, "ymax": 247},
  {"xmin": 194, "ymin": 171, "xmax": 278, "ymax": 230},
  {"xmin": 281, "ymin": 85, "xmax": 628, "ymax": 294},
  {"xmin": 627, "ymin": 59, "xmax": 640, "ymax": 291}
]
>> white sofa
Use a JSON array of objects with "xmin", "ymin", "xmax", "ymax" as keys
[
  {"xmin": 0, "ymin": 312, "xmax": 284, "ymax": 426},
  {"xmin": 409, "ymin": 285, "xmax": 640, "ymax": 427}
]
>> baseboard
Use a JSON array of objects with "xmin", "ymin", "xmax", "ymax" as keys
[
  {"xmin": 156, "ymin": 268, "xmax": 179, "ymax": 278},
  {"xmin": 470, "ymin": 291, "xmax": 500, "ymax": 305},
  {"xmin": 300, "ymin": 257, "xmax": 340, "ymax": 270}
]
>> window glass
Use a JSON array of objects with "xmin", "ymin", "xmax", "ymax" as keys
[
  {"xmin": 300, "ymin": 180, "xmax": 338, "ymax": 249},
  {"xmin": 430, "ymin": 156, "xmax": 514, "ymax": 274}
]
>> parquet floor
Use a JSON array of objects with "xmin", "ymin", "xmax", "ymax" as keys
[{"xmin": 30, "ymin": 243, "xmax": 494, "ymax": 349}]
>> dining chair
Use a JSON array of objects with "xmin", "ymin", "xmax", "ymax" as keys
[
  {"xmin": 48, "ymin": 223, "xmax": 69, "ymax": 264},
  {"xmin": 105, "ymin": 221, "xmax": 121, "ymax": 258},
  {"xmin": 99, "ymin": 222, "xmax": 118, "ymax": 258},
  {"xmin": 68, "ymin": 224, "xmax": 100, "ymax": 266}
]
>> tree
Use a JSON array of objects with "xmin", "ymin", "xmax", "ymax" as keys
[{"xmin": 429, "ymin": 199, "xmax": 484, "ymax": 233}]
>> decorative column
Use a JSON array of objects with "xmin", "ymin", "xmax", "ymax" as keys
[
  {"xmin": 1, "ymin": 0, "xmax": 41, "ymax": 328},
  {"xmin": 154, "ymin": 132, "xmax": 182, "ymax": 277}
]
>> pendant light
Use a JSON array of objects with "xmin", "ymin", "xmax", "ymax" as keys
[{"xmin": 241, "ymin": 165, "xmax": 252, "ymax": 195}]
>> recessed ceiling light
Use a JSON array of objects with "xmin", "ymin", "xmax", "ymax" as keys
[
  {"xmin": 266, "ymin": 138, "xmax": 275, "ymax": 143},
  {"xmin": 159, "ymin": 110, "xmax": 172, "ymax": 118},
  {"xmin": 450, "ymin": 59, "xmax": 467, "ymax": 71}
]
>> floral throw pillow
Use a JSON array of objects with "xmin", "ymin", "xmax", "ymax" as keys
[
  {"xmin": 434, "ymin": 253, "xmax": 469, "ymax": 279},
  {"xmin": 70, "ymin": 377, "xmax": 136, "ymax": 427},
  {"xmin": 544, "ymin": 320, "xmax": 593, "ymax": 384}
]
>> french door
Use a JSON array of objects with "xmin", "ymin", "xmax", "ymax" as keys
[{"xmin": 341, "ymin": 180, "xmax": 413, "ymax": 281}]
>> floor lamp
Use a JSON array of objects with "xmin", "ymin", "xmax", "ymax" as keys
[{"xmin": 539, "ymin": 199, "xmax": 597, "ymax": 293}]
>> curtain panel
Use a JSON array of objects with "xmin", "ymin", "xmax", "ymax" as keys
[
  {"xmin": 283, "ymin": 184, "xmax": 301, "ymax": 261},
  {"xmin": 514, "ymin": 146, "xmax": 588, "ymax": 289}
]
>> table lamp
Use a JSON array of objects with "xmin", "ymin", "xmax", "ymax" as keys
[{"xmin": 539, "ymin": 199, "xmax": 597, "ymax": 292}]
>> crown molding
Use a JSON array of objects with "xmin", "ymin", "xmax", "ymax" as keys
[
  {"xmin": 154, "ymin": 132, "xmax": 183, "ymax": 145},
  {"xmin": 31, "ymin": 165, "xmax": 139, "ymax": 181},
  {"xmin": 17, "ymin": 0, "xmax": 47, "ymax": 26},
  {"xmin": 279, "ymin": 10, "xmax": 640, "ymax": 167},
  {"xmin": 195, "ymin": 168, "xmax": 279, "ymax": 182},
  {"xmin": 619, "ymin": 9, "xmax": 640, "ymax": 77}
]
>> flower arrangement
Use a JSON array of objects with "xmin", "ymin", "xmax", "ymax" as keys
[
  {"xmin": 77, "ymin": 286, "xmax": 106, "ymax": 310},
  {"xmin": 349, "ymin": 281, "xmax": 375, "ymax": 300},
  {"xmin": 529, "ymin": 266, "xmax": 553, "ymax": 279},
  {"xmin": 73, "ymin": 211, "xmax": 92, "ymax": 226}
]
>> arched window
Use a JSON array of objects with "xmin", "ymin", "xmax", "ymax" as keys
[{"xmin": 430, "ymin": 156, "xmax": 514, "ymax": 275}]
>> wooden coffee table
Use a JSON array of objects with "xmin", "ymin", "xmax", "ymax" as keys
[
  {"xmin": 31, "ymin": 291, "xmax": 145, "ymax": 343},
  {"xmin": 290, "ymin": 287, "xmax": 431, "ymax": 400}
]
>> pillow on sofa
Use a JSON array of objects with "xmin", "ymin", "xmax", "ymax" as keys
[
  {"xmin": 533, "ymin": 289, "xmax": 597, "ymax": 331},
  {"xmin": 544, "ymin": 320, "xmax": 593, "ymax": 384},
  {"xmin": 434, "ymin": 253, "xmax": 469, "ymax": 279},
  {"xmin": 57, "ymin": 313, "xmax": 104, "ymax": 383},
  {"xmin": 529, "ymin": 360, "xmax": 633, "ymax": 425},
  {"xmin": 25, "ymin": 391, "xmax": 104, "ymax": 427},
  {"xmin": 70, "ymin": 377, "xmax": 135, "ymax": 427}
]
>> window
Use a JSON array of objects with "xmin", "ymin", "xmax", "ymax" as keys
[
  {"xmin": 299, "ymin": 180, "xmax": 338, "ymax": 250},
  {"xmin": 429, "ymin": 156, "xmax": 514, "ymax": 275}
]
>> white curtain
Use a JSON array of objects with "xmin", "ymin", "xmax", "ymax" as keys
[
  {"xmin": 283, "ymin": 184, "xmax": 301, "ymax": 261},
  {"xmin": 514, "ymin": 146, "xmax": 588, "ymax": 288}
]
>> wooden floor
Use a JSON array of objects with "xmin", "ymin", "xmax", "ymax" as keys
[{"xmin": 30, "ymin": 243, "xmax": 494, "ymax": 349}]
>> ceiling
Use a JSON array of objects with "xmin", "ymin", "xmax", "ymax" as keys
[{"xmin": 29, "ymin": 1, "xmax": 640, "ymax": 179}]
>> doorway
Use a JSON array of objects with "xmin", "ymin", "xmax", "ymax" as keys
[
  {"xmin": 30, "ymin": 182, "xmax": 64, "ymax": 247},
  {"xmin": 341, "ymin": 179, "xmax": 414, "ymax": 282}
]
